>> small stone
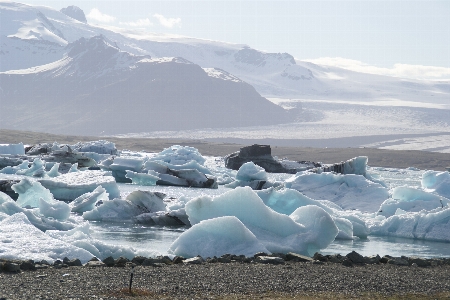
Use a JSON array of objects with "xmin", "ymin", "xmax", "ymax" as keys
[
  {"xmin": 3, "ymin": 262, "xmax": 21, "ymax": 272},
  {"xmin": 114, "ymin": 257, "xmax": 129, "ymax": 267},
  {"xmin": 313, "ymin": 252, "xmax": 328, "ymax": 262},
  {"xmin": 346, "ymin": 251, "xmax": 365, "ymax": 264},
  {"xmin": 102, "ymin": 256, "xmax": 115, "ymax": 267},
  {"xmin": 131, "ymin": 256, "xmax": 146, "ymax": 265},
  {"xmin": 342, "ymin": 258, "xmax": 353, "ymax": 267},
  {"xmin": 387, "ymin": 257, "xmax": 409, "ymax": 266},
  {"xmin": 20, "ymin": 260, "xmax": 36, "ymax": 271}
]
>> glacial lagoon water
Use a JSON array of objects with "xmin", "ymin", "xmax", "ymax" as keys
[{"xmin": 89, "ymin": 167, "xmax": 450, "ymax": 259}]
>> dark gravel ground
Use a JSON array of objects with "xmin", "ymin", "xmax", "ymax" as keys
[{"xmin": 1, "ymin": 262, "xmax": 450, "ymax": 299}]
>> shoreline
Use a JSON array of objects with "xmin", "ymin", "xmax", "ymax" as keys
[
  {"xmin": 1, "ymin": 129, "xmax": 449, "ymax": 171},
  {"xmin": 1, "ymin": 252, "xmax": 450, "ymax": 299}
]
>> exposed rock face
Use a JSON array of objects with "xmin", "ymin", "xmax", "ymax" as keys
[
  {"xmin": 224, "ymin": 144, "xmax": 317, "ymax": 174},
  {"xmin": 60, "ymin": 6, "xmax": 87, "ymax": 23}
]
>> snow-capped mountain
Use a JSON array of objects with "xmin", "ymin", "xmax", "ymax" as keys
[{"xmin": 0, "ymin": 35, "xmax": 291, "ymax": 135}]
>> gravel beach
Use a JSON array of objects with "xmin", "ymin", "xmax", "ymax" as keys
[{"xmin": 1, "ymin": 261, "xmax": 450, "ymax": 299}]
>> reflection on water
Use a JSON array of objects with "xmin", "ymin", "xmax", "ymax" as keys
[{"xmin": 321, "ymin": 236, "xmax": 450, "ymax": 258}]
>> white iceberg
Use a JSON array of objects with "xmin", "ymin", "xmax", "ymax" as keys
[
  {"xmin": 185, "ymin": 187, "xmax": 338, "ymax": 255},
  {"xmin": 12, "ymin": 178, "xmax": 55, "ymax": 208},
  {"xmin": 285, "ymin": 172, "xmax": 389, "ymax": 212},
  {"xmin": 422, "ymin": 171, "xmax": 450, "ymax": 199},
  {"xmin": 38, "ymin": 170, "xmax": 120, "ymax": 200},
  {"xmin": 0, "ymin": 143, "xmax": 25, "ymax": 155},
  {"xmin": 70, "ymin": 186, "xmax": 109, "ymax": 213},
  {"xmin": 169, "ymin": 216, "xmax": 268, "ymax": 258},
  {"xmin": 149, "ymin": 145, "xmax": 206, "ymax": 165}
]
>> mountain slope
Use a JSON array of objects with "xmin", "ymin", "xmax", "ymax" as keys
[{"xmin": 0, "ymin": 36, "xmax": 292, "ymax": 135}]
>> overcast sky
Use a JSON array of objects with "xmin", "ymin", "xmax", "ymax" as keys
[{"xmin": 22, "ymin": 0, "xmax": 450, "ymax": 80}]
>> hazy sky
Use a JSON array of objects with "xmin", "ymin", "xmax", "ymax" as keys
[{"xmin": 22, "ymin": 0, "xmax": 450, "ymax": 79}]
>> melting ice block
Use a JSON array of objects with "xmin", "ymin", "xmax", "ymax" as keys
[
  {"xmin": 0, "ymin": 213, "xmax": 94, "ymax": 263},
  {"xmin": 70, "ymin": 186, "xmax": 109, "ymax": 213},
  {"xmin": 236, "ymin": 162, "xmax": 268, "ymax": 181},
  {"xmin": 422, "ymin": 171, "xmax": 450, "ymax": 199},
  {"xmin": 0, "ymin": 143, "xmax": 25, "ymax": 155},
  {"xmin": 83, "ymin": 190, "xmax": 166, "ymax": 222},
  {"xmin": 169, "ymin": 216, "xmax": 268, "ymax": 258},
  {"xmin": 285, "ymin": 172, "xmax": 389, "ymax": 212},
  {"xmin": 150, "ymin": 145, "xmax": 206, "ymax": 165},
  {"xmin": 12, "ymin": 178, "xmax": 55, "ymax": 208},
  {"xmin": 379, "ymin": 186, "xmax": 450, "ymax": 217},
  {"xmin": 185, "ymin": 187, "xmax": 338, "ymax": 255},
  {"xmin": 125, "ymin": 170, "xmax": 159, "ymax": 186},
  {"xmin": 38, "ymin": 170, "xmax": 120, "ymax": 200},
  {"xmin": 371, "ymin": 207, "xmax": 450, "ymax": 242},
  {"xmin": 71, "ymin": 140, "xmax": 117, "ymax": 155}
]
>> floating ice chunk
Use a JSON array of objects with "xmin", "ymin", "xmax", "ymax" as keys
[
  {"xmin": 333, "ymin": 217, "xmax": 354, "ymax": 239},
  {"xmin": 125, "ymin": 170, "xmax": 160, "ymax": 186},
  {"xmin": 69, "ymin": 163, "xmax": 79, "ymax": 172},
  {"xmin": 70, "ymin": 186, "xmax": 109, "ymax": 213},
  {"xmin": 236, "ymin": 162, "xmax": 268, "ymax": 181},
  {"xmin": 0, "ymin": 143, "xmax": 25, "ymax": 155},
  {"xmin": 379, "ymin": 186, "xmax": 449, "ymax": 217},
  {"xmin": 135, "ymin": 208, "xmax": 190, "ymax": 226},
  {"xmin": 169, "ymin": 216, "xmax": 268, "ymax": 258},
  {"xmin": 289, "ymin": 205, "xmax": 339, "ymax": 250},
  {"xmin": 185, "ymin": 187, "xmax": 337, "ymax": 255},
  {"xmin": 285, "ymin": 172, "xmax": 389, "ymax": 212},
  {"xmin": 0, "ymin": 213, "xmax": 94, "ymax": 263},
  {"xmin": 0, "ymin": 160, "xmax": 29, "ymax": 174},
  {"xmin": 46, "ymin": 223, "xmax": 140, "ymax": 261},
  {"xmin": 101, "ymin": 156, "xmax": 147, "ymax": 182},
  {"xmin": 144, "ymin": 160, "xmax": 212, "ymax": 175},
  {"xmin": 83, "ymin": 190, "xmax": 166, "ymax": 222},
  {"xmin": 422, "ymin": 171, "xmax": 450, "ymax": 199},
  {"xmin": 71, "ymin": 140, "xmax": 117, "ymax": 155},
  {"xmin": 16, "ymin": 158, "xmax": 45, "ymax": 177},
  {"xmin": 39, "ymin": 198, "xmax": 71, "ymax": 220},
  {"xmin": 150, "ymin": 145, "xmax": 206, "ymax": 165},
  {"xmin": 12, "ymin": 178, "xmax": 55, "ymax": 208},
  {"xmin": 371, "ymin": 207, "xmax": 450, "ymax": 242},
  {"xmin": 46, "ymin": 162, "xmax": 61, "ymax": 177},
  {"xmin": 0, "ymin": 191, "xmax": 23, "ymax": 215},
  {"xmin": 159, "ymin": 169, "xmax": 218, "ymax": 189},
  {"xmin": 38, "ymin": 170, "xmax": 120, "ymax": 201}
]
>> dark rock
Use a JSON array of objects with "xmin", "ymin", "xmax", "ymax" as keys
[
  {"xmin": 285, "ymin": 252, "xmax": 314, "ymax": 262},
  {"xmin": 254, "ymin": 252, "xmax": 269, "ymax": 258},
  {"xmin": 67, "ymin": 259, "xmax": 82, "ymax": 267},
  {"xmin": 225, "ymin": 144, "xmax": 306, "ymax": 173},
  {"xmin": 20, "ymin": 260, "xmax": 36, "ymax": 271},
  {"xmin": 172, "ymin": 256, "xmax": 185, "ymax": 264},
  {"xmin": 313, "ymin": 252, "xmax": 328, "ymax": 262},
  {"xmin": 131, "ymin": 256, "xmax": 147, "ymax": 265},
  {"xmin": 89, "ymin": 257, "xmax": 99, "ymax": 262},
  {"xmin": 2, "ymin": 262, "xmax": 21, "ymax": 273},
  {"xmin": 380, "ymin": 255, "xmax": 391, "ymax": 264},
  {"xmin": 328, "ymin": 254, "xmax": 344, "ymax": 263},
  {"xmin": 408, "ymin": 257, "xmax": 431, "ymax": 267},
  {"xmin": 114, "ymin": 257, "xmax": 129, "ymax": 267},
  {"xmin": 342, "ymin": 258, "xmax": 353, "ymax": 267},
  {"xmin": 217, "ymin": 257, "xmax": 231, "ymax": 263},
  {"xmin": 346, "ymin": 251, "xmax": 365, "ymax": 264},
  {"xmin": 157, "ymin": 256, "xmax": 173, "ymax": 265},
  {"xmin": 388, "ymin": 257, "xmax": 409, "ymax": 266},
  {"xmin": 0, "ymin": 179, "xmax": 20, "ymax": 200},
  {"xmin": 364, "ymin": 255, "xmax": 381, "ymax": 264},
  {"xmin": 102, "ymin": 256, "xmax": 115, "ymax": 267}
]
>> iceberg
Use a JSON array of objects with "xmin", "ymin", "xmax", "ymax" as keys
[
  {"xmin": 38, "ymin": 198, "xmax": 71, "ymax": 220},
  {"xmin": 125, "ymin": 170, "xmax": 160, "ymax": 186},
  {"xmin": 236, "ymin": 162, "xmax": 268, "ymax": 181},
  {"xmin": 0, "ymin": 143, "xmax": 25, "ymax": 155},
  {"xmin": 378, "ymin": 186, "xmax": 450, "ymax": 217},
  {"xmin": 149, "ymin": 145, "xmax": 206, "ymax": 165},
  {"xmin": 83, "ymin": 190, "xmax": 166, "ymax": 222},
  {"xmin": 169, "ymin": 216, "xmax": 268, "ymax": 258},
  {"xmin": 38, "ymin": 170, "xmax": 120, "ymax": 200},
  {"xmin": 70, "ymin": 186, "xmax": 109, "ymax": 213},
  {"xmin": 12, "ymin": 178, "xmax": 55, "ymax": 208},
  {"xmin": 70, "ymin": 140, "xmax": 117, "ymax": 155},
  {"xmin": 422, "ymin": 171, "xmax": 450, "ymax": 199},
  {"xmin": 0, "ymin": 213, "xmax": 94, "ymax": 263},
  {"xmin": 285, "ymin": 172, "xmax": 389, "ymax": 212},
  {"xmin": 16, "ymin": 158, "xmax": 45, "ymax": 177},
  {"xmin": 185, "ymin": 187, "xmax": 338, "ymax": 255},
  {"xmin": 0, "ymin": 160, "xmax": 29, "ymax": 174}
]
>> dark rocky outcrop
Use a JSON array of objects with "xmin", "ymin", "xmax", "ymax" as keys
[
  {"xmin": 225, "ymin": 144, "xmax": 318, "ymax": 173},
  {"xmin": 60, "ymin": 6, "xmax": 87, "ymax": 23}
]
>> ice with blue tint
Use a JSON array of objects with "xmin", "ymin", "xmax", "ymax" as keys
[
  {"xmin": 70, "ymin": 186, "xmax": 109, "ymax": 213},
  {"xmin": 12, "ymin": 178, "xmax": 55, "ymax": 208},
  {"xmin": 83, "ymin": 190, "xmax": 166, "ymax": 222},
  {"xmin": 0, "ymin": 213, "xmax": 94, "ymax": 263},
  {"xmin": 149, "ymin": 145, "xmax": 206, "ymax": 165},
  {"xmin": 371, "ymin": 206, "xmax": 450, "ymax": 242},
  {"xmin": 46, "ymin": 162, "xmax": 61, "ymax": 177},
  {"xmin": 101, "ymin": 156, "xmax": 146, "ymax": 182},
  {"xmin": 0, "ymin": 143, "xmax": 25, "ymax": 155},
  {"xmin": 422, "ymin": 171, "xmax": 450, "ymax": 199},
  {"xmin": 236, "ymin": 162, "xmax": 268, "ymax": 181},
  {"xmin": 285, "ymin": 172, "xmax": 389, "ymax": 212},
  {"xmin": 378, "ymin": 186, "xmax": 450, "ymax": 217},
  {"xmin": 125, "ymin": 170, "xmax": 160, "ymax": 186},
  {"xmin": 0, "ymin": 160, "xmax": 29, "ymax": 174},
  {"xmin": 38, "ymin": 170, "xmax": 120, "ymax": 200},
  {"xmin": 46, "ymin": 223, "xmax": 149, "ymax": 261},
  {"xmin": 185, "ymin": 187, "xmax": 338, "ymax": 255},
  {"xmin": 16, "ymin": 158, "xmax": 45, "ymax": 177},
  {"xmin": 38, "ymin": 198, "xmax": 71, "ymax": 220},
  {"xmin": 144, "ymin": 160, "xmax": 212, "ymax": 175},
  {"xmin": 169, "ymin": 216, "xmax": 268, "ymax": 258},
  {"xmin": 71, "ymin": 140, "xmax": 117, "ymax": 155}
]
